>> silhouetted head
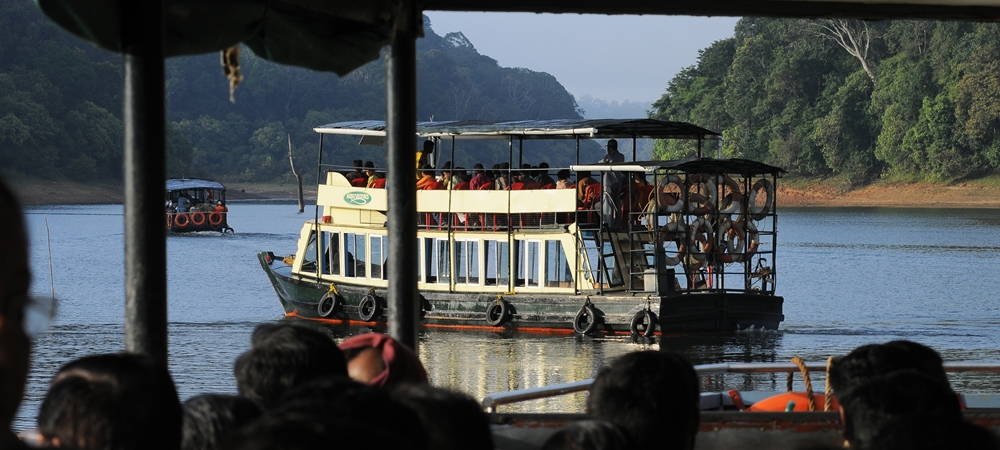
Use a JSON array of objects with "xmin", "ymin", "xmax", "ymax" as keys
[
  {"xmin": 587, "ymin": 351, "xmax": 699, "ymax": 450},
  {"xmin": 393, "ymin": 384, "xmax": 493, "ymax": 450},
  {"xmin": 352, "ymin": 159, "xmax": 363, "ymax": 171},
  {"xmin": 541, "ymin": 420, "xmax": 631, "ymax": 450},
  {"xmin": 839, "ymin": 370, "xmax": 967, "ymax": 450},
  {"xmin": 37, "ymin": 353, "xmax": 182, "ymax": 450},
  {"xmin": 606, "ymin": 139, "xmax": 618, "ymax": 152},
  {"xmin": 423, "ymin": 140, "xmax": 434, "ymax": 153},
  {"xmin": 829, "ymin": 340, "xmax": 949, "ymax": 401},
  {"xmin": 557, "ymin": 169, "xmax": 571, "ymax": 181},
  {"xmin": 182, "ymin": 394, "xmax": 262, "ymax": 450},
  {"xmin": 234, "ymin": 324, "xmax": 347, "ymax": 408}
]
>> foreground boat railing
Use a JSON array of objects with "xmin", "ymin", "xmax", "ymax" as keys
[{"xmin": 481, "ymin": 361, "xmax": 1000, "ymax": 413}]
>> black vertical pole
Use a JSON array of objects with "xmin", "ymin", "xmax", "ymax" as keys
[
  {"xmin": 122, "ymin": 0, "xmax": 167, "ymax": 366},
  {"xmin": 386, "ymin": 17, "xmax": 419, "ymax": 351}
]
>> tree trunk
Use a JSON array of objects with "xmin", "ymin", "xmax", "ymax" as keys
[{"xmin": 288, "ymin": 134, "xmax": 304, "ymax": 213}]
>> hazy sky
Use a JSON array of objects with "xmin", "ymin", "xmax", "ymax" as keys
[{"xmin": 425, "ymin": 13, "xmax": 741, "ymax": 104}]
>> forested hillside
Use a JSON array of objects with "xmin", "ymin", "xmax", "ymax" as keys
[
  {"xmin": 0, "ymin": 0, "xmax": 593, "ymax": 183},
  {"xmin": 652, "ymin": 18, "xmax": 1000, "ymax": 187}
]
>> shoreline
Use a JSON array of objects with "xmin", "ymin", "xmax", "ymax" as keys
[{"xmin": 9, "ymin": 178, "xmax": 1000, "ymax": 208}]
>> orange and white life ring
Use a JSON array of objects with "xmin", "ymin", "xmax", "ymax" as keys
[
  {"xmin": 718, "ymin": 175, "xmax": 744, "ymax": 215},
  {"xmin": 687, "ymin": 217, "xmax": 714, "ymax": 262},
  {"xmin": 209, "ymin": 212, "xmax": 224, "ymax": 226},
  {"xmin": 686, "ymin": 174, "xmax": 717, "ymax": 215},
  {"xmin": 656, "ymin": 221, "xmax": 686, "ymax": 266},
  {"xmin": 174, "ymin": 213, "xmax": 189, "ymax": 228},
  {"xmin": 656, "ymin": 174, "xmax": 685, "ymax": 213},
  {"xmin": 748, "ymin": 178, "xmax": 774, "ymax": 221},
  {"xmin": 721, "ymin": 220, "xmax": 759, "ymax": 263},
  {"xmin": 190, "ymin": 211, "xmax": 206, "ymax": 226}
]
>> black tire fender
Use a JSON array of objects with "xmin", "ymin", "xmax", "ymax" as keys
[
  {"xmin": 630, "ymin": 310, "xmax": 658, "ymax": 337},
  {"xmin": 317, "ymin": 292, "xmax": 344, "ymax": 318},
  {"xmin": 485, "ymin": 300, "xmax": 510, "ymax": 326},
  {"xmin": 573, "ymin": 305, "xmax": 602, "ymax": 334},
  {"xmin": 358, "ymin": 294, "xmax": 383, "ymax": 322}
]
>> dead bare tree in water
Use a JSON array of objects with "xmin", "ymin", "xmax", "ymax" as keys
[{"xmin": 288, "ymin": 134, "xmax": 304, "ymax": 213}]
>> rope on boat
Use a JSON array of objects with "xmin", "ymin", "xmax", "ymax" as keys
[
  {"xmin": 786, "ymin": 370, "xmax": 793, "ymax": 393},
  {"xmin": 825, "ymin": 356, "xmax": 834, "ymax": 412},
  {"xmin": 792, "ymin": 356, "xmax": 816, "ymax": 412}
]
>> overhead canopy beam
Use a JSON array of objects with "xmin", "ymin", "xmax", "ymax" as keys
[{"xmin": 423, "ymin": 0, "xmax": 1000, "ymax": 20}]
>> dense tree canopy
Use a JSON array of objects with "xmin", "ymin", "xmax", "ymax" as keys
[
  {"xmin": 651, "ymin": 18, "xmax": 1000, "ymax": 186},
  {"xmin": 0, "ymin": 0, "xmax": 595, "ymax": 183}
]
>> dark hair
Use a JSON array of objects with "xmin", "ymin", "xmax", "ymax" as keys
[
  {"xmin": 364, "ymin": 161, "xmax": 375, "ymax": 169},
  {"xmin": 233, "ymin": 324, "xmax": 347, "ymax": 408},
  {"xmin": 541, "ymin": 420, "xmax": 631, "ymax": 450},
  {"xmin": 828, "ymin": 340, "xmax": 948, "ymax": 401},
  {"xmin": 587, "ymin": 351, "xmax": 699, "ymax": 450},
  {"xmin": 421, "ymin": 165, "xmax": 435, "ymax": 177},
  {"xmin": 393, "ymin": 384, "xmax": 493, "ymax": 450},
  {"xmin": 37, "ymin": 353, "xmax": 182, "ymax": 450},
  {"xmin": 839, "ymin": 370, "xmax": 963, "ymax": 450},
  {"xmin": 557, "ymin": 169, "xmax": 571, "ymax": 180},
  {"xmin": 423, "ymin": 140, "xmax": 435, "ymax": 152},
  {"xmin": 473, "ymin": 163, "xmax": 485, "ymax": 174},
  {"xmin": 229, "ymin": 376, "xmax": 428, "ymax": 450},
  {"xmin": 182, "ymin": 394, "xmax": 262, "ymax": 450},
  {"xmin": 353, "ymin": 159, "xmax": 363, "ymax": 170}
]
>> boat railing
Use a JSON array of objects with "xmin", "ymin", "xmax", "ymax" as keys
[{"xmin": 480, "ymin": 361, "xmax": 1000, "ymax": 413}]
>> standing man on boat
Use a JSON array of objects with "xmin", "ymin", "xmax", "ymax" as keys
[{"xmin": 598, "ymin": 139, "xmax": 625, "ymax": 229}]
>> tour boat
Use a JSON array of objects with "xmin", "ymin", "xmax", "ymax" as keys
[
  {"xmin": 258, "ymin": 119, "xmax": 784, "ymax": 335},
  {"xmin": 165, "ymin": 178, "xmax": 234, "ymax": 233}
]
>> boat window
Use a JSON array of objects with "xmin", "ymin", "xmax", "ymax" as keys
[
  {"xmin": 370, "ymin": 235, "xmax": 383, "ymax": 279},
  {"xmin": 455, "ymin": 240, "xmax": 480, "ymax": 285},
  {"xmin": 302, "ymin": 230, "xmax": 318, "ymax": 273},
  {"xmin": 515, "ymin": 240, "xmax": 541, "ymax": 287},
  {"xmin": 436, "ymin": 239, "xmax": 451, "ymax": 285},
  {"xmin": 484, "ymin": 240, "xmax": 509, "ymax": 287},
  {"xmin": 345, "ymin": 232, "xmax": 366, "ymax": 278},
  {"xmin": 323, "ymin": 232, "xmax": 340, "ymax": 276},
  {"xmin": 422, "ymin": 238, "xmax": 435, "ymax": 283},
  {"xmin": 545, "ymin": 240, "xmax": 572, "ymax": 287}
]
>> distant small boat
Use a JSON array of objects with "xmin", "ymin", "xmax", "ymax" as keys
[{"xmin": 165, "ymin": 178, "xmax": 234, "ymax": 233}]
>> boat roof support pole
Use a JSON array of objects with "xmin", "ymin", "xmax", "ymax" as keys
[
  {"xmin": 122, "ymin": 0, "xmax": 168, "ymax": 366},
  {"xmin": 385, "ymin": 14, "xmax": 420, "ymax": 352},
  {"xmin": 632, "ymin": 135, "xmax": 637, "ymax": 161}
]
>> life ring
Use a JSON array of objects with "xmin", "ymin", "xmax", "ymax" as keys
[
  {"xmin": 358, "ymin": 294, "xmax": 383, "ymax": 321},
  {"xmin": 685, "ymin": 174, "xmax": 717, "ymax": 215},
  {"xmin": 687, "ymin": 217, "xmax": 714, "ymax": 262},
  {"xmin": 746, "ymin": 392, "xmax": 839, "ymax": 412},
  {"xmin": 209, "ymin": 212, "xmax": 224, "ymax": 226},
  {"xmin": 317, "ymin": 292, "xmax": 344, "ymax": 318},
  {"xmin": 166, "ymin": 214, "xmax": 173, "ymax": 227},
  {"xmin": 629, "ymin": 310, "xmax": 657, "ymax": 337},
  {"xmin": 655, "ymin": 174, "xmax": 685, "ymax": 213},
  {"xmin": 173, "ymin": 213, "xmax": 189, "ymax": 228},
  {"xmin": 486, "ymin": 299, "xmax": 511, "ymax": 326},
  {"xmin": 718, "ymin": 175, "xmax": 744, "ymax": 215},
  {"xmin": 573, "ymin": 304, "xmax": 601, "ymax": 334},
  {"xmin": 748, "ymin": 179, "xmax": 774, "ymax": 221},
  {"xmin": 721, "ymin": 221, "xmax": 759, "ymax": 263},
  {"xmin": 656, "ymin": 221, "xmax": 686, "ymax": 266},
  {"xmin": 190, "ymin": 211, "xmax": 206, "ymax": 226}
]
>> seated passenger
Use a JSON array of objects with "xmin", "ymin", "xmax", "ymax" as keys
[
  {"xmin": 537, "ymin": 162, "xmax": 555, "ymax": 187},
  {"xmin": 338, "ymin": 333, "xmax": 428, "ymax": 389},
  {"xmin": 416, "ymin": 165, "xmax": 437, "ymax": 190},
  {"xmin": 576, "ymin": 171, "xmax": 599, "ymax": 203},
  {"xmin": 182, "ymin": 394, "xmax": 262, "ymax": 450},
  {"xmin": 469, "ymin": 163, "xmax": 492, "ymax": 190},
  {"xmin": 214, "ymin": 201, "xmax": 227, "ymax": 212},
  {"xmin": 494, "ymin": 163, "xmax": 510, "ymax": 190},
  {"xmin": 364, "ymin": 161, "xmax": 382, "ymax": 188},
  {"xmin": 556, "ymin": 169, "xmax": 574, "ymax": 189},
  {"xmin": 345, "ymin": 159, "xmax": 365, "ymax": 184},
  {"xmin": 234, "ymin": 323, "xmax": 348, "ymax": 408},
  {"xmin": 37, "ymin": 353, "xmax": 182, "ymax": 450},
  {"xmin": 828, "ymin": 340, "xmax": 951, "ymax": 402},
  {"xmin": 587, "ymin": 351, "xmax": 699, "ymax": 450}
]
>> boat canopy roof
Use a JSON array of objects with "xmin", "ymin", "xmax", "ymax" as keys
[
  {"xmin": 572, "ymin": 158, "xmax": 786, "ymax": 177},
  {"xmin": 314, "ymin": 119, "xmax": 721, "ymax": 141},
  {"xmin": 166, "ymin": 178, "xmax": 227, "ymax": 192}
]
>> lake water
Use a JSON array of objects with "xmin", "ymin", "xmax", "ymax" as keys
[{"xmin": 14, "ymin": 203, "xmax": 1000, "ymax": 430}]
